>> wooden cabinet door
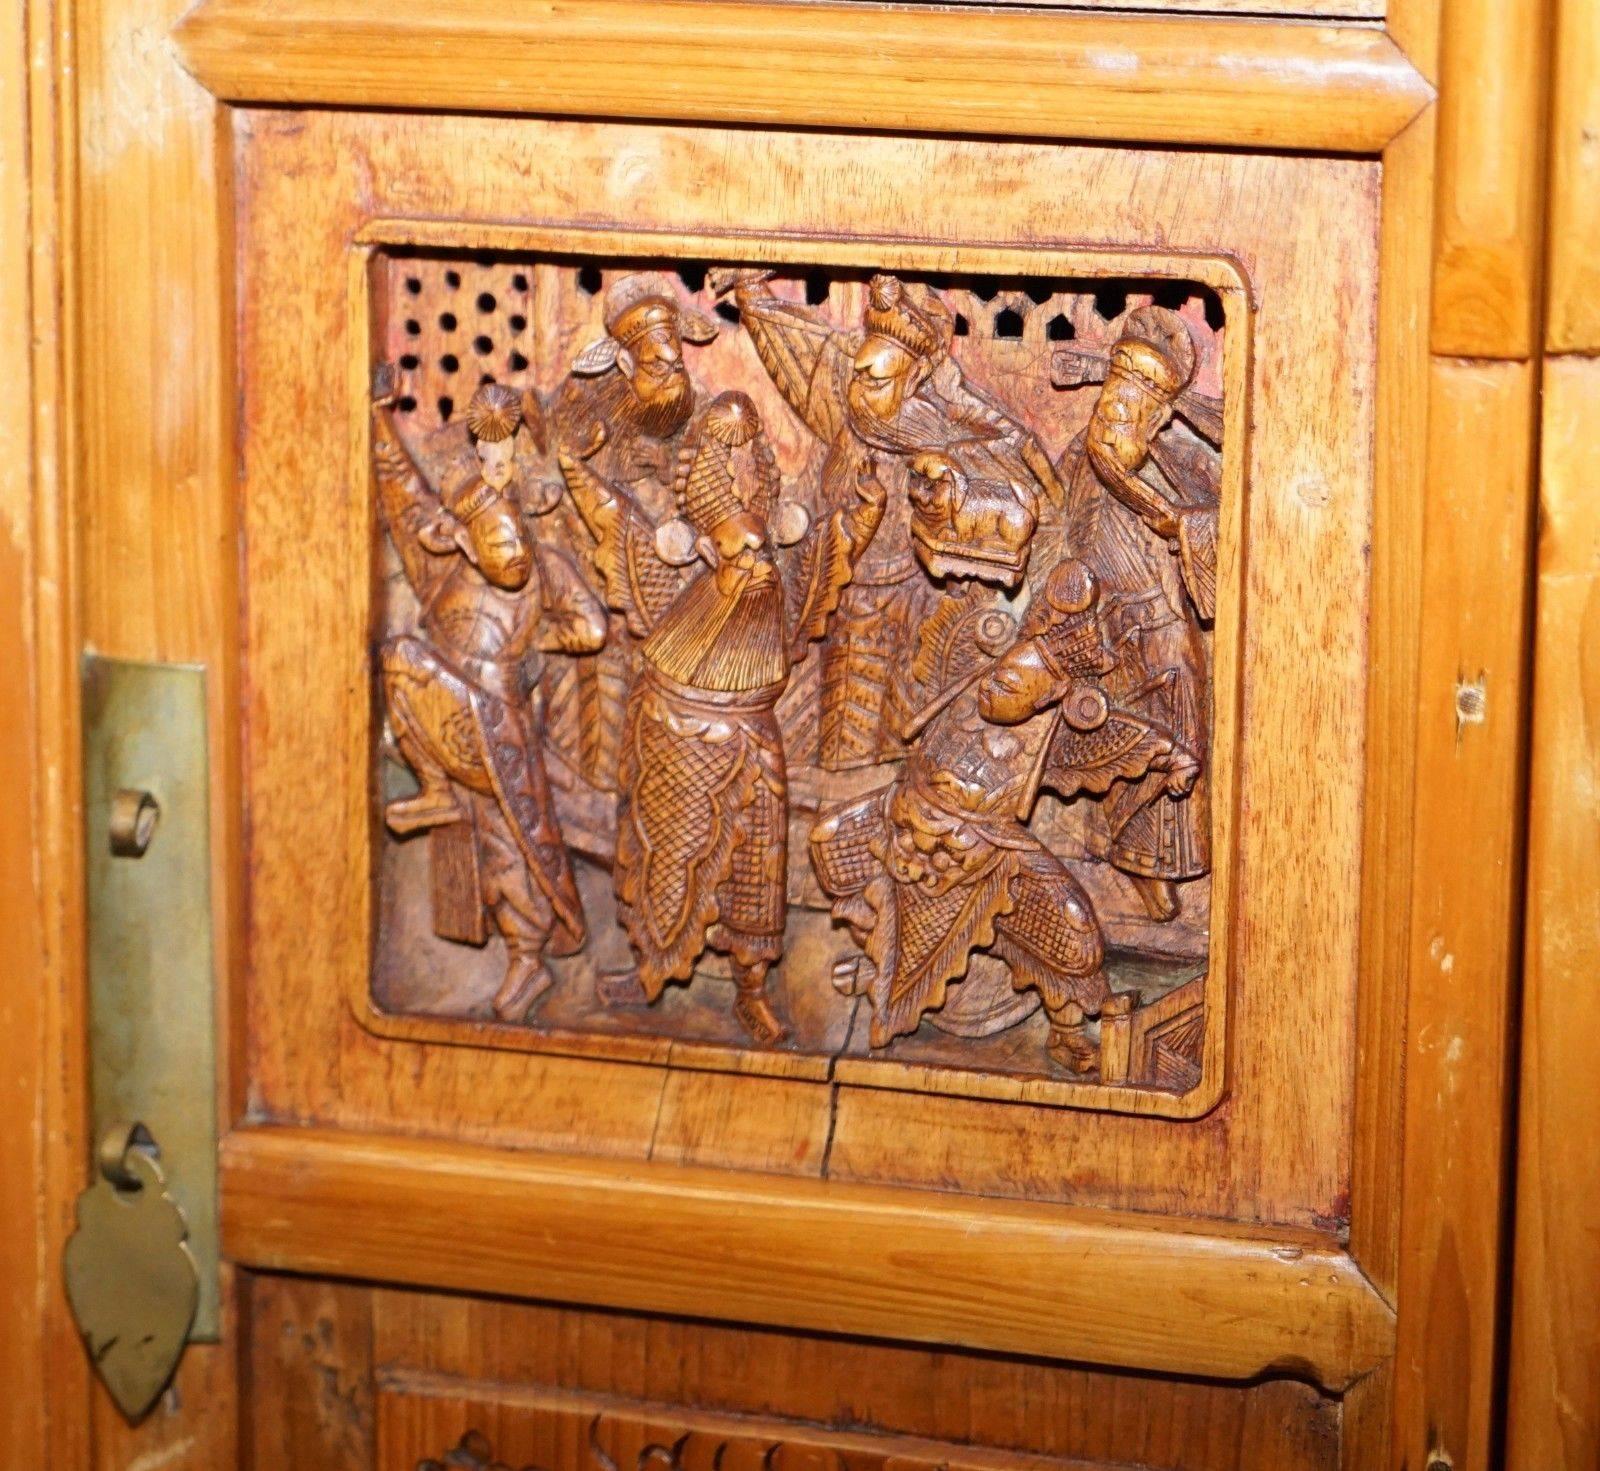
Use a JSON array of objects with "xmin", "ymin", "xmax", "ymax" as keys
[{"xmin": 6, "ymin": 1, "xmax": 1545, "ymax": 1468}]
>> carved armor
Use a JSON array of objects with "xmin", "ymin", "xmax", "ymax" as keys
[
  {"xmin": 813, "ymin": 560, "xmax": 1197, "ymax": 1071},
  {"xmin": 721, "ymin": 270, "xmax": 1057, "ymax": 770},
  {"xmin": 374, "ymin": 382, "xmax": 607, "ymax": 1020},
  {"xmin": 541, "ymin": 273, "xmax": 722, "ymax": 791},
  {"xmin": 371, "ymin": 261, "xmax": 1226, "ymax": 1099},
  {"xmin": 560, "ymin": 389, "xmax": 881, "ymax": 1042},
  {"xmin": 1059, "ymin": 306, "xmax": 1220, "ymax": 915}
]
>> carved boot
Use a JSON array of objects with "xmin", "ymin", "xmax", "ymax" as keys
[
  {"xmin": 1045, "ymin": 1001, "xmax": 1099, "ymax": 1076},
  {"xmin": 731, "ymin": 961, "xmax": 788, "ymax": 1046},
  {"xmin": 596, "ymin": 968, "xmax": 651, "ymax": 1008},
  {"xmin": 493, "ymin": 955, "xmax": 554, "ymax": 1023},
  {"xmin": 385, "ymin": 778, "xmax": 464, "ymax": 835},
  {"xmin": 1129, "ymin": 875, "xmax": 1181, "ymax": 922}
]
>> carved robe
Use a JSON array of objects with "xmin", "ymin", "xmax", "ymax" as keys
[
  {"xmin": 812, "ymin": 563, "xmax": 1195, "ymax": 1045},
  {"xmin": 375, "ymin": 411, "xmax": 606, "ymax": 956},
  {"xmin": 1061, "ymin": 428, "xmax": 1218, "ymax": 882},
  {"xmin": 559, "ymin": 448, "xmax": 879, "ymax": 995},
  {"xmin": 539, "ymin": 364, "xmax": 703, "ymax": 792}
]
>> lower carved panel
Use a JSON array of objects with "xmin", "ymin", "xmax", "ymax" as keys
[
  {"xmin": 384, "ymin": 1381, "xmax": 1330, "ymax": 1471},
  {"xmin": 242, "ymin": 1275, "xmax": 1349, "ymax": 1471},
  {"xmin": 404, "ymin": 1398, "xmax": 1105, "ymax": 1471}
]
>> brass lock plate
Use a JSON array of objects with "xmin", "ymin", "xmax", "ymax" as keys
[{"xmin": 81, "ymin": 654, "xmax": 220, "ymax": 1340}]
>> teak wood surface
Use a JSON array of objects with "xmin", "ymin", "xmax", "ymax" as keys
[
  {"xmin": 351, "ymin": 223, "xmax": 1247, "ymax": 1120},
  {"xmin": 1501, "ymin": 0, "xmax": 1600, "ymax": 1458},
  {"xmin": 221, "ymin": 1125, "xmax": 1394, "ymax": 1391},
  {"xmin": 1504, "ymin": 373, "xmax": 1600, "ymax": 1467},
  {"xmin": 172, "ymin": 0, "xmax": 1432, "ymax": 156},
  {"xmin": 236, "ymin": 111, "xmax": 1374, "ymax": 1236},
  {"xmin": 2, "ymin": 0, "xmax": 1560, "ymax": 1467}
]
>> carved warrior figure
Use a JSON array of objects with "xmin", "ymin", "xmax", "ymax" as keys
[
  {"xmin": 559, "ymin": 390, "xmax": 883, "ymax": 1043},
  {"xmin": 373, "ymin": 378, "xmax": 608, "ymax": 1021},
  {"xmin": 543, "ymin": 274, "xmax": 722, "ymax": 791},
  {"xmin": 1058, "ymin": 305, "xmax": 1220, "ymax": 921},
  {"xmin": 713, "ymin": 269, "xmax": 1056, "ymax": 771},
  {"xmin": 812, "ymin": 559, "xmax": 1199, "ymax": 1072}
]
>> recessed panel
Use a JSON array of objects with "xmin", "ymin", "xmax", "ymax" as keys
[
  {"xmin": 236, "ymin": 111, "xmax": 1376, "ymax": 1230},
  {"xmin": 360, "ymin": 238, "xmax": 1243, "ymax": 1115}
]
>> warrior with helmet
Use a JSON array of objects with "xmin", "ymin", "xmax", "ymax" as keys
[
  {"xmin": 372, "ymin": 378, "xmax": 608, "ymax": 1022},
  {"xmin": 709, "ymin": 269, "xmax": 1058, "ymax": 772},
  {"xmin": 1058, "ymin": 304, "xmax": 1220, "ymax": 922},
  {"xmin": 551, "ymin": 272, "xmax": 722, "ymax": 510},
  {"xmin": 811, "ymin": 558, "xmax": 1199, "ymax": 1073},
  {"xmin": 558, "ymin": 389, "xmax": 884, "ymax": 1043},
  {"xmin": 541, "ymin": 272, "xmax": 725, "ymax": 793}
]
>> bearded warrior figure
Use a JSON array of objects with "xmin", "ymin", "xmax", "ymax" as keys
[
  {"xmin": 558, "ymin": 390, "xmax": 883, "ymax": 1043},
  {"xmin": 552, "ymin": 272, "xmax": 720, "ymax": 507},
  {"xmin": 541, "ymin": 273, "xmax": 722, "ymax": 791},
  {"xmin": 812, "ymin": 558, "xmax": 1199, "ymax": 1072},
  {"xmin": 373, "ymin": 378, "xmax": 608, "ymax": 1022},
  {"xmin": 711, "ymin": 269, "xmax": 1057, "ymax": 771},
  {"xmin": 1056, "ymin": 305, "xmax": 1221, "ymax": 923}
]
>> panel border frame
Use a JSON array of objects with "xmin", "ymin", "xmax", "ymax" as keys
[
  {"xmin": 17, "ymin": 0, "xmax": 1546, "ymax": 1460},
  {"xmin": 348, "ymin": 217, "xmax": 1252, "ymax": 1122},
  {"xmin": 220, "ymin": 1122, "xmax": 1396, "ymax": 1393},
  {"xmin": 170, "ymin": 0, "xmax": 1433, "ymax": 157}
]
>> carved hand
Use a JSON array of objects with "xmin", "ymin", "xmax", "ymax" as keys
[
  {"xmin": 370, "ymin": 360, "xmax": 399, "ymax": 411},
  {"xmin": 706, "ymin": 266, "xmax": 775, "ymax": 301}
]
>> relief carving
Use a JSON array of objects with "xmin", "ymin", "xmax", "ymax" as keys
[
  {"xmin": 371, "ymin": 256, "xmax": 1228, "ymax": 1103},
  {"xmin": 372, "ymin": 377, "xmax": 607, "ymax": 1021},
  {"xmin": 557, "ymin": 388, "xmax": 877, "ymax": 1042},
  {"xmin": 417, "ymin": 1410, "xmax": 1063, "ymax": 1471}
]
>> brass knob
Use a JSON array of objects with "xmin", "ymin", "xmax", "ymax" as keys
[{"xmin": 109, "ymin": 788, "xmax": 160, "ymax": 857}]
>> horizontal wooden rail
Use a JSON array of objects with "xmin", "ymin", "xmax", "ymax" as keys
[
  {"xmin": 222, "ymin": 1126, "xmax": 1394, "ymax": 1391},
  {"xmin": 173, "ymin": 0, "xmax": 1431, "ymax": 155}
]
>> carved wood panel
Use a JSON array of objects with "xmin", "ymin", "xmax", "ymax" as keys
[
  {"xmin": 238, "ymin": 110, "xmax": 1377, "ymax": 1228},
  {"xmin": 376, "ymin": 1379, "xmax": 1340, "ymax": 1471},
  {"xmin": 407, "ymin": 1412, "xmax": 1096, "ymax": 1471},
  {"xmin": 240, "ymin": 1273, "xmax": 1348, "ymax": 1471},
  {"xmin": 363, "ymin": 242, "xmax": 1242, "ymax": 1115}
]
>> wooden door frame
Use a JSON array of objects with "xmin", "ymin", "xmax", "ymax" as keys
[
  {"xmin": 2, "ymin": 0, "xmax": 91, "ymax": 1459},
  {"xmin": 1505, "ymin": 0, "xmax": 1600, "ymax": 1458},
  {"xmin": 4, "ymin": 0, "xmax": 1547, "ymax": 1466}
]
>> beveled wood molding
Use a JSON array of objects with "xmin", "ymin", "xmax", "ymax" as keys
[
  {"xmin": 221, "ymin": 1125, "xmax": 1394, "ymax": 1391},
  {"xmin": 1429, "ymin": 0, "xmax": 1549, "ymax": 357},
  {"xmin": 1546, "ymin": 0, "xmax": 1600, "ymax": 351},
  {"xmin": 172, "ymin": 0, "xmax": 1432, "ymax": 155}
]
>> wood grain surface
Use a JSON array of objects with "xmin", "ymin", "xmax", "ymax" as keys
[
  {"xmin": 0, "ymin": 0, "xmax": 92, "ymax": 1461},
  {"xmin": 376, "ymin": 1375, "xmax": 1345, "ymax": 1471},
  {"xmin": 1505, "ymin": 356, "xmax": 1600, "ymax": 1471},
  {"xmin": 69, "ymin": 0, "xmax": 244, "ymax": 1458},
  {"xmin": 1387, "ymin": 358, "xmax": 1536, "ymax": 1471},
  {"xmin": 11, "ymin": 0, "xmax": 1557, "ymax": 1462},
  {"xmin": 1545, "ymin": 0, "xmax": 1600, "ymax": 351},
  {"xmin": 172, "ymin": 0, "xmax": 1431, "ymax": 155},
  {"xmin": 221, "ymin": 1124, "xmax": 1395, "ymax": 1392},
  {"xmin": 1429, "ymin": 0, "xmax": 1550, "ymax": 356},
  {"xmin": 235, "ymin": 110, "xmax": 1381, "ymax": 1240}
]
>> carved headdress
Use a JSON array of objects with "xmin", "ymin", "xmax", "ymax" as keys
[
  {"xmin": 861, "ymin": 274, "xmax": 947, "ymax": 361},
  {"xmin": 674, "ymin": 391, "xmax": 779, "ymax": 534},
  {"xmin": 1109, "ymin": 304, "xmax": 1198, "ymax": 402},
  {"xmin": 570, "ymin": 271, "xmax": 720, "ymax": 377},
  {"xmin": 444, "ymin": 384, "xmax": 524, "ymax": 523},
  {"xmin": 464, "ymin": 382, "xmax": 523, "ymax": 442}
]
